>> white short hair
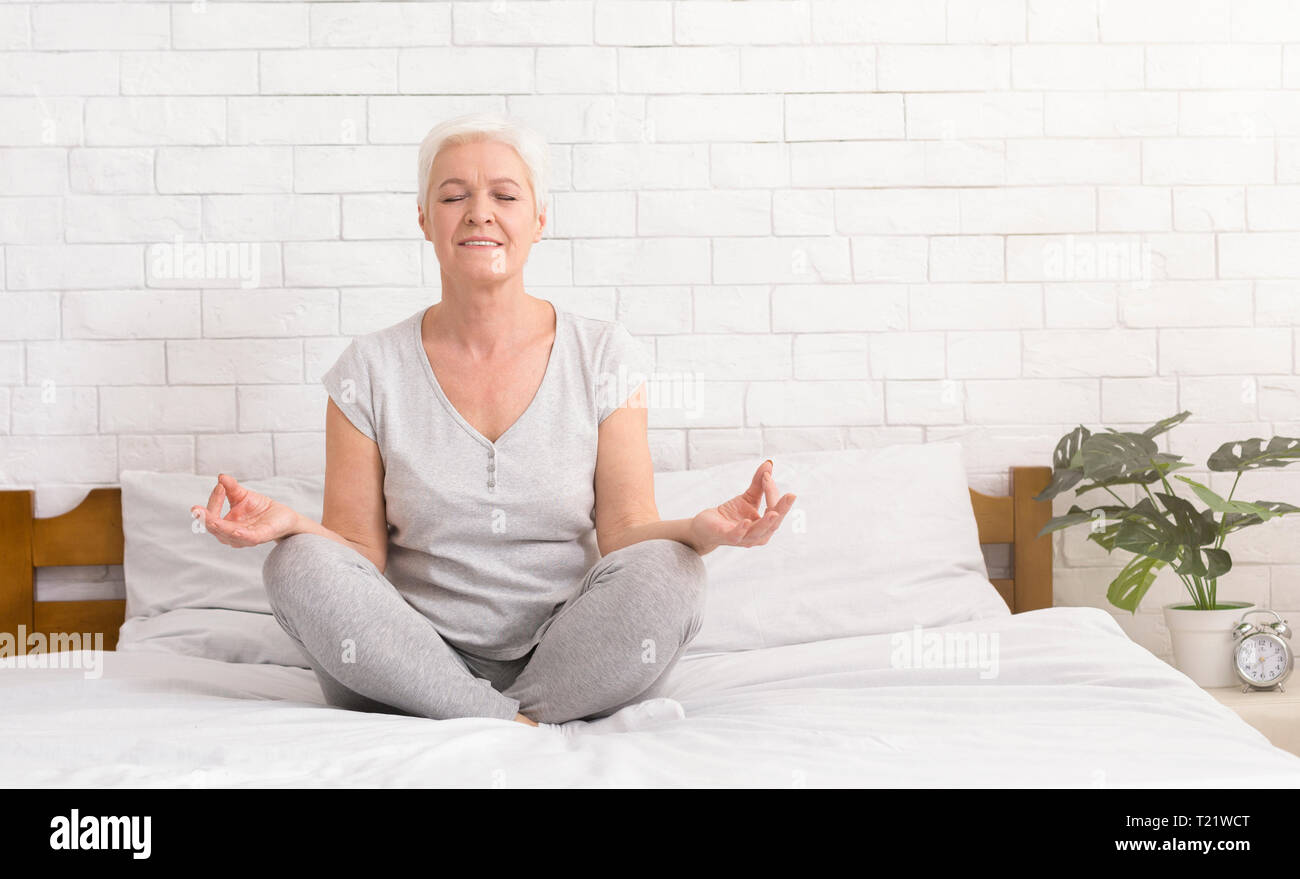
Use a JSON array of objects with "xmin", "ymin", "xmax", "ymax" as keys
[{"xmin": 416, "ymin": 112, "xmax": 550, "ymax": 222}]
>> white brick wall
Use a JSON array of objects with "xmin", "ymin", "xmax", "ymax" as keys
[{"xmin": 3, "ymin": 0, "xmax": 1299, "ymax": 664}]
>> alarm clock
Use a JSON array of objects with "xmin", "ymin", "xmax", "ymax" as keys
[{"xmin": 1231, "ymin": 610, "xmax": 1294, "ymax": 692}]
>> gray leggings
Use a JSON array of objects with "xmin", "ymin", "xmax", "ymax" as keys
[{"xmin": 261, "ymin": 532, "xmax": 708, "ymax": 724}]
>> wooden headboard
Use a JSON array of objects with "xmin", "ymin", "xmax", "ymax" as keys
[{"xmin": 0, "ymin": 466, "xmax": 1053, "ymax": 653}]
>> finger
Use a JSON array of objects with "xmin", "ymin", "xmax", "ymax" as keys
[
  {"xmin": 204, "ymin": 509, "xmax": 245, "ymax": 542},
  {"xmin": 761, "ymin": 469, "xmax": 779, "ymax": 513},
  {"xmin": 217, "ymin": 472, "xmax": 246, "ymax": 508},
  {"xmin": 742, "ymin": 509, "xmax": 782, "ymax": 546},
  {"xmin": 218, "ymin": 520, "xmax": 256, "ymax": 548},
  {"xmin": 776, "ymin": 492, "xmax": 796, "ymax": 514},
  {"xmin": 196, "ymin": 508, "xmax": 227, "ymax": 536},
  {"xmin": 203, "ymin": 480, "xmax": 225, "ymax": 520},
  {"xmin": 744, "ymin": 495, "xmax": 796, "ymax": 545},
  {"xmin": 724, "ymin": 518, "xmax": 755, "ymax": 544},
  {"xmin": 735, "ymin": 508, "xmax": 772, "ymax": 545},
  {"xmin": 759, "ymin": 503, "xmax": 796, "ymax": 543},
  {"xmin": 741, "ymin": 459, "xmax": 771, "ymax": 506}
]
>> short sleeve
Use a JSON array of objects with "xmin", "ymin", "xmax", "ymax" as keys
[
  {"xmin": 321, "ymin": 338, "xmax": 377, "ymax": 442},
  {"xmin": 596, "ymin": 322, "xmax": 652, "ymax": 424}
]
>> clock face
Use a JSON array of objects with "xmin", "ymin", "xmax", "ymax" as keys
[{"xmin": 1236, "ymin": 634, "xmax": 1288, "ymax": 684}]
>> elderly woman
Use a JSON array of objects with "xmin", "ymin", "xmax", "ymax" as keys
[{"xmin": 190, "ymin": 112, "xmax": 796, "ymax": 734}]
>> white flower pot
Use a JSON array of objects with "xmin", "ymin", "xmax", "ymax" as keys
[{"xmin": 1163, "ymin": 601, "xmax": 1255, "ymax": 688}]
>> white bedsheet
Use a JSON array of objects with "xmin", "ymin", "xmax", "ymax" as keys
[{"xmin": 2, "ymin": 606, "xmax": 1298, "ymax": 788}]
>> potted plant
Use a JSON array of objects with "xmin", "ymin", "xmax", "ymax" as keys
[{"xmin": 1034, "ymin": 411, "xmax": 1300, "ymax": 687}]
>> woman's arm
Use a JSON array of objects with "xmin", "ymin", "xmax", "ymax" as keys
[
  {"xmin": 599, "ymin": 516, "xmax": 718, "ymax": 557},
  {"xmin": 593, "ymin": 384, "xmax": 796, "ymax": 558},
  {"xmin": 312, "ymin": 398, "xmax": 390, "ymax": 572},
  {"xmin": 192, "ymin": 400, "xmax": 389, "ymax": 573},
  {"xmin": 193, "ymin": 486, "xmax": 386, "ymax": 570},
  {"xmin": 276, "ymin": 509, "xmax": 388, "ymax": 571},
  {"xmin": 593, "ymin": 380, "xmax": 671, "ymax": 556}
]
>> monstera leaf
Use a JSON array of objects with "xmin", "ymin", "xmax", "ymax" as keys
[
  {"xmin": 1154, "ymin": 491, "xmax": 1230, "ymax": 578},
  {"xmin": 1220, "ymin": 501, "xmax": 1300, "ymax": 533},
  {"xmin": 1072, "ymin": 460, "xmax": 1188, "ymax": 496},
  {"xmin": 1035, "ymin": 504, "xmax": 1130, "ymax": 540},
  {"xmin": 1141, "ymin": 410, "xmax": 1192, "ymax": 441},
  {"xmin": 1096, "ymin": 491, "xmax": 1227, "ymax": 583},
  {"xmin": 1201, "ymin": 547, "xmax": 1233, "ymax": 579},
  {"xmin": 1175, "ymin": 474, "xmax": 1298, "ymax": 525},
  {"xmin": 1086, "ymin": 516, "xmax": 1126, "ymax": 552},
  {"xmin": 1155, "ymin": 492, "xmax": 1218, "ymax": 545},
  {"xmin": 1033, "ymin": 425, "xmax": 1090, "ymax": 501},
  {"xmin": 1208, "ymin": 436, "xmax": 1300, "ymax": 471},
  {"xmin": 1033, "ymin": 419, "xmax": 1191, "ymax": 502},
  {"xmin": 1112, "ymin": 497, "xmax": 1183, "ymax": 563},
  {"xmin": 1080, "ymin": 431, "xmax": 1189, "ymax": 483},
  {"xmin": 1107, "ymin": 554, "xmax": 1169, "ymax": 612}
]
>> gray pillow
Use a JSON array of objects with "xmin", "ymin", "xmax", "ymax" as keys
[{"xmin": 118, "ymin": 470, "xmax": 325, "ymax": 668}]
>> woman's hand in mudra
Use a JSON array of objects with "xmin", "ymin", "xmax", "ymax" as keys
[
  {"xmin": 189, "ymin": 473, "xmax": 299, "ymax": 548},
  {"xmin": 689, "ymin": 459, "xmax": 796, "ymax": 554}
]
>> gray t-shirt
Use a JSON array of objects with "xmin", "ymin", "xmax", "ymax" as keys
[{"xmin": 320, "ymin": 300, "xmax": 651, "ymax": 661}]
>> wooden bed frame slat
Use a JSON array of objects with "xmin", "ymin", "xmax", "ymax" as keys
[
  {"xmin": 32, "ymin": 487, "xmax": 124, "ymax": 568},
  {"xmin": 0, "ymin": 490, "xmax": 35, "ymax": 640},
  {"xmin": 0, "ymin": 466, "xmax": 1054, "ymax": 653},
  {"xmin": 1013, "ymin": 465, "xmax": 1053, "ymax": 612}
]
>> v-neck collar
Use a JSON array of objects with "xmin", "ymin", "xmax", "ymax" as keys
[{"xmin": 413, "ymin": 298, "xmax": 563, "ymax": 450}]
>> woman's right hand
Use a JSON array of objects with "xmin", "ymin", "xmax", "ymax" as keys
[{"xmin": 190, "ymin": 473, "xmax": 301, "ymax": 548}]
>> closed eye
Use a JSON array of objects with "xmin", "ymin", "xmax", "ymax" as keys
[{"xmin": 442, "ymin": 195, "xmax": 517, "ymax": 202}]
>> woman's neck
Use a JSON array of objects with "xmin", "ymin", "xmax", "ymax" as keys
[{"xmin": 424, "ymin": 291, "xmax": 547, "ymax": 360}]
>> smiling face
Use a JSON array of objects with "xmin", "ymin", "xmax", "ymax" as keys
[{"xmin": 418, "ymin": 138, "xmax": 546, "ymax": 287}]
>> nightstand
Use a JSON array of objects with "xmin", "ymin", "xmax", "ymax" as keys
[{"xmin": 1205, "ymin": 685, "xmax": 1300, "ymax": 757}]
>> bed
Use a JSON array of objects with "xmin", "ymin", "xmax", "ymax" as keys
[{"xmin": 2, "ymin": 445, "xmax": 1299, "ymax": 788}]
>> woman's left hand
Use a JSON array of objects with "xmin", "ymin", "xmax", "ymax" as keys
[{"xmin": 690, "ymin": 459, "xmax": 797, "ymax": 553}]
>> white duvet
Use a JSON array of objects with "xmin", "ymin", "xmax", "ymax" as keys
[{"xmin": 2, "ymin": 606, "xmax": 1298, "ymax": 788}]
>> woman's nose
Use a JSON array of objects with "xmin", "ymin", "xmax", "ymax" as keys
[{"xmin": 464, "ymin": 194, "xmax": 495, "ymax": 222}]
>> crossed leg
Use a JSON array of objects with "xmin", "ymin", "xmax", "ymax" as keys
[
  {"xmin": 500, "ymin": 538, "xmax": 708, "ymax": 724},
  {"xmin": 262, "ymin": 532, "xmax": 521, "ymax": 720},
  {"xmin": 262, "ymin": 532, "xmax": 707, "ymax": 725}
]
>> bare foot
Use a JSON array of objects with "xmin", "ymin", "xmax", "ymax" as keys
[{"xmin": 514, "ymin": 699, "xmax": 687, "ymax": 736}]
